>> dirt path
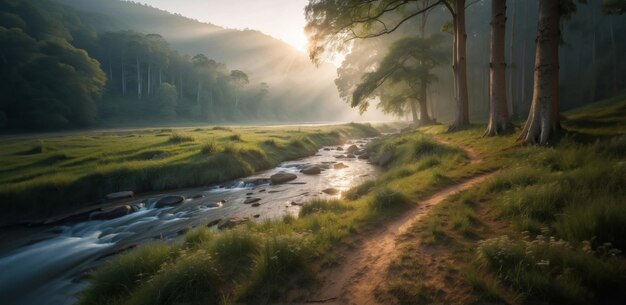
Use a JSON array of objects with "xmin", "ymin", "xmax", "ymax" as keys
[{"xmin": 303, "ymin": 139, "xmax": 493, "ymax": 305}]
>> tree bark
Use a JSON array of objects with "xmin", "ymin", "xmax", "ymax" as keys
[
  {"xmin": 518, "ymin": 0, "xmax": 560, "ymax": 144},
  {"xmin": 136, "ymin": 57, "xmax": 142, "ymax": 99},
  {"xmin": 449, "ymin": 0, "xmax": 470, "ymax": 131},
  {"xmin": 485, "ymin": 0, "xmax": 512, "ymax": 136},
  {"xmin": 507, "ymin": 0, "xmax": 516, "ymax": 117},
  {"xmin": 419, "ymin": 77, "xmax": 433, "ymax": 125},
  {"xmin": 410, "ymin": 99, "xmax": 419, "ymax": 124}
]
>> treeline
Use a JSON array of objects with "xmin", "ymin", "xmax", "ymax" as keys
[
  {"xmin": 0, "ymin": 0, "xmax": 269, "ymax": 131},
  {"xmin": 307, "ymin": 0, "xmax": 626, "ymax": 144}
]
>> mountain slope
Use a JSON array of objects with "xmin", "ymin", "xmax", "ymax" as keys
[{"xmin": 57, "ymin": 0, "xmax": 351, "ymax": 121}]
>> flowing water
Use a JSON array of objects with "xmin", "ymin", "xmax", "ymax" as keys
[{"xmin": 0, "ymin": 138, "xmax": 381, "ymax": 305}]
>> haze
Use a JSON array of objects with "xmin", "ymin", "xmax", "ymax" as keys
[{"xmin": 135, "ymin": 0, "xmax": 310, "ymax": 51}]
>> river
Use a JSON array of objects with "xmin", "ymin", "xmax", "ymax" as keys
[{"xmin": 0, "ymin": 138, "xmax": 382, "ymax": 305}]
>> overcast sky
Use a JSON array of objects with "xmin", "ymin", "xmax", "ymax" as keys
[{"xmin": 135, "ymin": 0, "xmax": 310, "ymax": 51}]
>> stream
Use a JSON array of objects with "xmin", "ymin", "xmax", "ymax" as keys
[{"xmin": 0, "ymin": 138, "xmax": 381, "ymax": 305}]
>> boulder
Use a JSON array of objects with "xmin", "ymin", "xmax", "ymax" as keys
[
  {"xmin": 207, "ymin": 217, "xmax": 223, "ymax": 227},
  {"xmin": 322, "ymin": 188, "xmax": 340, "ymax": 195},
  {"xmin": 244, "ymin": 197, "xmax": 261, "ymax": 204},
  {"xmin": 323, "ymin": 148, "xmax": 331, "ymax": 151},
  {"xmin": 270, "ymin": 171, "xmax": 297, "ymax": 184},
  {"xmin": 253, "ymin": 214, "xmax": 261, "ymax": 218},
  {"xmin": 377, "ymin": 151, "xmax": 394, "ymax": 166},
  {"xmin": 105, "ymin": 191, "xmax": 134, "ymax": 201},
  {"xmin": 301, "ymin": 166, "xmax": 322, "ymax": 175},
  {"xmin": 358, "ymin": 154, "xmax": 370, "ymax": 160},
  {"xmin": 155, "ymin": 195, "xmax": 186, "ymax": 208},
  {"xmin": 191, "ymin": 193, "xmax": 204, "ymax": 199},
  {"xmin": 346, "ymin": 144, "xmax": 359, "ymax": 154},
  {"xmin": 334, "ymin": 162, "xmax": 348, "ymax": 169},
  {"xmin": 90, "ymin": 205, "xmax": 132, "ymax": 220},
  {"xmin": 336, "ymin": 147, "xmax": 344, "ymax": 151},
  {"xmin": 251, "ymin": 203, "xmax": 261, "ymax": 207},
  {"xmin": 218, "ymin": 217, "xmax": 250, "ymax": 230},
  {"xmin": 346, "ymin": 154, "xmax": 355, "ymax": 158}
]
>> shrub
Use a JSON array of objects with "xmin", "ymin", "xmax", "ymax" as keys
[
  {"xmin": 124, "ymin": 252, "xmax": 222, "ymax": 305},
  {"xmin": 229, "ymin": 134, "xmax": 242, "ymax": 141},
  {"xmin": 79, "ymin": 244, "xmax": 176, "ymax": 305},
  {"xmin": 168, "ymin": 132, "xmax": 194, "ymax": 143},
  {"xmin": 367, "ymin": 187, "xmax": 411, "ymax": 213},
  {"xmin": 200, "ymin": 139, "xmax": 220, "ymax": 155}
]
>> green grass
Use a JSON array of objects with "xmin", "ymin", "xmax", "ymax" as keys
[
  {"xmin": 0, "ymin": 123, "xmax": 380, "ymax": 223},
  {"xmin": 78, "ymin": 129, "xmax": 466, "ymax": 305}
]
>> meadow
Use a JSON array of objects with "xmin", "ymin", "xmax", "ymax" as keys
[{"xmin": 0, "ymin": 123, "xmax": 386, "ymax": 224}]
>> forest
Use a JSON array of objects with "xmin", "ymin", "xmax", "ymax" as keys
[{"xmin": 0, "ymin": 1, "xmax": 625, "ymax": 305}]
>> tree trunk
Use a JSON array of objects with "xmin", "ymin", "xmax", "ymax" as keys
[
  {"xmin": 148, "ymin": 64, "xmax": 152, "ymax": 97},
  {"xmin": 419, "ymin": 78, "xmax": 433, "ymax": 125},
  {"xmin": 450, "ymin": 0, "xmax": 470, "ymax": 131},
  {"xmin": 507, "ymin": 0, "xmax": 516, "ymax": 117},
  {"xmin": 122, "ymin": 62, "xmax": 127, "ymax": 96},
  {"xmin": 485, "ymin": 0, "xmax": 512, "ymax": 136},
  {"xmin": 410, "ymin": 99, "xmax": 419, "ymax": 124},
  {"xmin": 610, "ymin": 20, "xmax": 617, "ymax": 94},
  {"xmin": 136, "ymin": 57, "xmax": 142, "ymax": 99},
  {"xmin": 518, "ymin": 0, "xmax": 560, "ymax": 144}
]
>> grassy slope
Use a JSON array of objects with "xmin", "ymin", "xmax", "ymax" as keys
[
  {"xmin": 383, "ymin": 97, "xmax": 626, "ymax": 305},
  {"xmin": 78, "ymin": 96, "xmax": 625, "ymax": 305},
  {"xmin": 0, "ymin": 123, "xmax": 386, "ymax": 223},
  {"xmin": 79, "ymin": 131, "xmax": 470, "ymax": 305}
]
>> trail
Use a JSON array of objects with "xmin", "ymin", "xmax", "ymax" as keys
[{"xmin": 303, "ymin": 138, "xmax": 493, "ymax": 305}]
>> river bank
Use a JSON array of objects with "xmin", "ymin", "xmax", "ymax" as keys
[{"xmin": 0, "ymin": 123, "xmax": 394, "ymax": 226}]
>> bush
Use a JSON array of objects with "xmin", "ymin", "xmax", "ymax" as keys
[
  {"xmin": 229, "ymin": 134, "xmax": 242, "ymax": 141},
  {"xmin": 124, "ymin": 252, "xmax": 222, "ymax": 305},
  {"xmin": 168, "ymin": 132, "xmax": 194, "ymax": 143},
  {"xmin": 200, "ymin": 139, "xmax": 220, "ymax": 155},
  {"xmin": 367, "ymin": 187, "xmax": 411, "ymax": 213},
  {"xmin": 79, "ymin": 244, "xmax": 176, "ymax": 305}
]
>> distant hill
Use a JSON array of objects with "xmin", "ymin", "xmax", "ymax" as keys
[{"xmin": 56, "ymin": 0, "xmax": 353, "ymax": 121}]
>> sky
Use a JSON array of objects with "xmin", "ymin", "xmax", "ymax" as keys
[{"xmin": 135, "ymin": 0, "xmax": 310, "ymax": 51}]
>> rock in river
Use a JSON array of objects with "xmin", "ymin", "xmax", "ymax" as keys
[
  {"xmin": 270, "ymin": 171, "xmax": 297, "ymax": 184},
  {"xmin": 218, "ymin": 217, "xmax": 250, "ymax": 230},
  {"xmin": 90, "ymin": 205, "xmax": 132, "ymax": 220},
  {"xmin": 334, "ymin": 162, "xmax": 348, "ymax": 169},
  {"xmin": 244, "ymin": 197, "xmax": 261, "ymax": 204},
  {"xmin": 155, "ymin": 195, "xmax": 186, "ymax": 208},
  {"xmin": 322, "ymin": 188, "xmax": 340, "ymax": 195},
  {"xmin": 105, "ymin": 191, "xmax": 134, "ymax": 201},
  {"xmin": 347, "ymin": 144, "xmax": 359, "ymax": 154},
  {"xmin": 301, "ymin": 166, "xmax": 321, "ymax": 175}
]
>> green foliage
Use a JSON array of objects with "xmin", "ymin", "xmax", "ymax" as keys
[
  {"xmin": 299, "ymin": 199, "xmax": 351, "ymax": 216},
  {"xmin": 79, "ymin": 244, "xmax": 176, "ymax": 305},
  {"xmin": 168, "ymin": 133, "xmax": 194, "ymax": 143},
  {"xmin": 154, "ymin": 83, "xmax": 178, "ymax": 119},
  {"xmin": 200, "ymin": 139, "xmax": 220, "ymax": 155},
  {"xmin": 343, "ymin": 180, "xmax": 376, "ymax": 200}
]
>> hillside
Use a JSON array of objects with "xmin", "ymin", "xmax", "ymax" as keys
[{"xmin": 56, "ymin": 0, "xmax": 350, "ymax": 121}]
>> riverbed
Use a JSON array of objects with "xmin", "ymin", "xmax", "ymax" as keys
[{"xmin": 0, "ymin": 138, "xmax": 382, "ymax": 305}]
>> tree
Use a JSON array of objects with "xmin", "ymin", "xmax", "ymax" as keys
[
  {"xmin": 230, "ymin": 69, "xmax": 249, "ymax": 107},
  {"xmin": 351, "ymin": 35, "xmax": 449, "ymax": 125},
  {"xmin": 518, "ymin": 0, "xmax": 580, "ymax": 144},
  {"xmin": 305, "ymin": 0, "xmax": 472, "ymax": 130},
  {"xmin": 485, "ymin": 0, "xmax": 512, "ymax": 136},
  {"xmin": 154, "ymin": 83, "xmax": 177, "ymax": 119}
]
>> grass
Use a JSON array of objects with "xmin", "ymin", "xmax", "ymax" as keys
[
  {"xmin": 0, "ymin": 123, "xmax": 381, "ymax": 223},
  {"xmin": 382, "ymin": 95, "xmax": 626, "ymax": 305},
  {"xmin": 78, "ymin": 128, "xmax": 467, "ymax": 305}
]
